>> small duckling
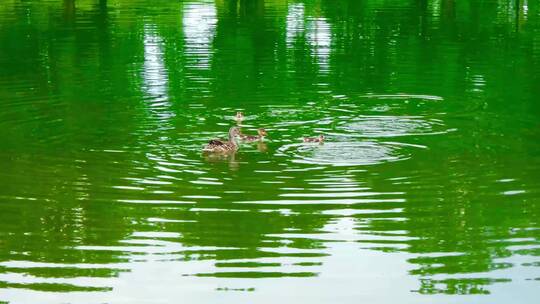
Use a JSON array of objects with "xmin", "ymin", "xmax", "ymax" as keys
[
  {"xmin": 234, "ymin": 111, "xmax": 244, "ymax": 123},
  {"xmin": 203, "ymin": 126, "xmax": 241, "ymax": 153},
  {"xmin": 240, "ymin": 128, "xmax": 267, "ymax": 142},
  {"xmin": 303, "ymin": 134, "xmax": 324, "ymax": 144}
]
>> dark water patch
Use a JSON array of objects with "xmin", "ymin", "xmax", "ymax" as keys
[
  {"xmin": 192, "ymin": 271, "xmax": 318, "ymax": 278},
  {"xmin": 1, "ymin": 0, "xmax": 540, "ymax": 303},
  {"xmin": 216, "ymin": 286, "xmax": 255, "ymax": 292},
  {"xmin": 0, "ymin": 265, "xmax": 126, "ymax": 279},
  {"xmin": 215, "ymin": 262, "xmax": 281, "ymax": 268},
  {"xmin": 0, "ymin": 281, "xmax": 112, "ymax": 293},
  {"xmin": 414, "ymin": 278, "xmax": 512, "ymax": 295}
]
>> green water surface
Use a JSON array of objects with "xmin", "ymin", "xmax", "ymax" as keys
[{"xmin": 0, "ymin": 0, "xmax": 540, "ymax": 303}]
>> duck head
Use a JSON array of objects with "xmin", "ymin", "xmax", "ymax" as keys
[
  {"xmin": 258, "ymin": 128, "xmax": 268, "ymax": 137},
  {"xmin": 235, "ymin": 112, "xmax": 244, "ymax": 121},
  {"xmin": 229, "ymin": 126, "xmax": 241, "ymax": 142}
]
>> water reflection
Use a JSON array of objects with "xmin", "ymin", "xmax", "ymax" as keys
[
  {"xmin": 286, "ymin": 3, "xmax": 305, "ymax": 47},
  {"xmin": 306, "ymin": 18, "xmax": 332, "ymax": 73},
  {"xmin": 183, "ymin": 2, "xmax": 217, "ymax": 70},
  {"xmin": 203, "ymin": 151, "xmax": 240, "ymax": 171},
  {"xmin": 142, "ymin": 26, "xmax": 171, "ymax": 112},
  {"xmin": 286, "ymin": 3, "xmax": 332, "ymax": 73},
  {"xmin": 0, "ymin": 0, "xmax": 539, "ymax": 303}
]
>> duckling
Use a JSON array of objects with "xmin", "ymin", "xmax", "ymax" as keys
[
  {"xmin": 203, "ymin": 126, "xmax": 241, "ymax": 153},
  {"xmin": 303, "ymin": 134, "xmax": 324, "ymax": 143},
  {"xmin": 234, "ymin": 111, "xmax": 244, "ymax": 123},
  {"xmin": 240, "ymin": 128, "xmax": 267, "ymax": 142}
]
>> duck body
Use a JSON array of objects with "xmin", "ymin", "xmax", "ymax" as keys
[
  {"xmin": 203, "ymin": 127, "xmax": 241, "ymax": 153},
  {"xmin": 240, "ymin": 128, "xmax": 267, "ymax": 142},
  {"xmin": 303, "ymin": 134, "xmax": 324, "ymax": 143}
]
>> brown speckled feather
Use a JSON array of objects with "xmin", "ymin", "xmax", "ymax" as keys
[{"xmin": 203, "ymin": 127, "xmax": 241, "ymax": 153}]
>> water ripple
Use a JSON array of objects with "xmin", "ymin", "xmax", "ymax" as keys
[
  {"xmin": 336, "ymin": 116, "xmax": 453, "ymax": 138},
  {"xmin": 278, "ymin": 141, "xmax": 412, "ymax": 166}
]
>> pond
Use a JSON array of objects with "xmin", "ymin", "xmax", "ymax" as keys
[{"xmin": 0, "ymin": 0, "xmax": 539, "ymax": 303}]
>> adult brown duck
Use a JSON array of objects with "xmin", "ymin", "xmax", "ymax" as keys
[{"xmin": 203, "ymin": 126, "xmax": 241, "ymax": 153}]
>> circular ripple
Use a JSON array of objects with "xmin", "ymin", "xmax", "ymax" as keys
[
  {"xmin": 278, "ymin": 142, "xmax": 411, "ymax": 166},
  {"xmin": 337, "ymin": 116, "xmax": 451, "ymax": 138}
]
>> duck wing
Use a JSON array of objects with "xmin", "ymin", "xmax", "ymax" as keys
[{"xmin": 208, "ymin": 139, "xmax": 225, "ymax": 146}]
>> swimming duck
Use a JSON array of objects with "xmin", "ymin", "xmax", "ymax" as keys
[
  {"xmin": 203, "ymin": 126, "xmax": 241, "ymax": 153},
  {"xmin": 240, "ymin": 128, "xmax": 267, "ymax": 142},
  {"xmin": 234, "ymin": 111, "xmax": 244, "ymax": 123},
  {"xmin": 303, "ymin": 134, "xmax": 324, "ymax": 143}
]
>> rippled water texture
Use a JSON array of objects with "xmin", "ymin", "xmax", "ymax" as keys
[{"xmin": 1, "ymin": 0, "xmax": 540, "ymax": 303}]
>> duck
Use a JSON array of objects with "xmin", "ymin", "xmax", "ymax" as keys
[
  {"xmin": 303, "ymin": 134, "xmax": 324, "ymax": 143},
  {"xmin": 203, "ymin": 126, "xmax": 241, "ymax": 153},
  {"xmin": 240, "ymin": 128, "xmax": 267, "ymax": 142},
  {"xmin": 234, "ymin": 111, "xmax": 244, "ymax": 123}
]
